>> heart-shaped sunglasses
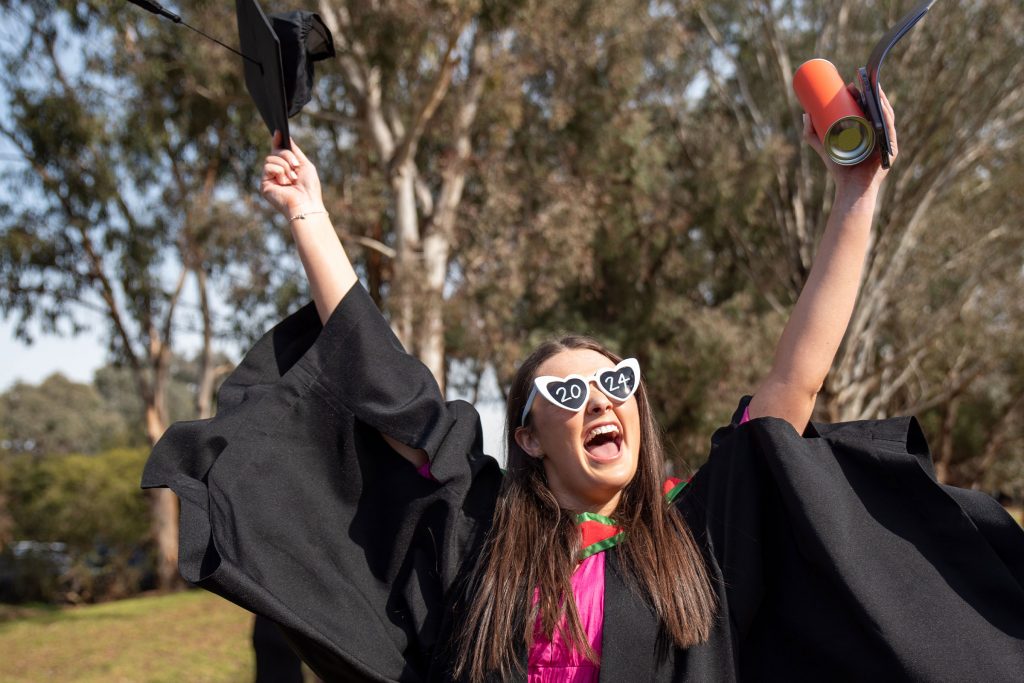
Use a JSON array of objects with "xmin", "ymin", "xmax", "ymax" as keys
[{"xmin": 520, "ymin": 358, "xmax": 641, "ymax": 426}]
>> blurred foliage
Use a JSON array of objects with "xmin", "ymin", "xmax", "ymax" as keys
[
  {"xmin": 0, "ymin": 448, "xmax": 151, "ymax": 603},
  {"xmin": 439, "ymin": 0, "xmax": 1024, "ymax": 483},
  {"xmin": 92, "ymin": 352, "xmax": 230, "ymax": 449},
  {"xmin": 0, "ymin": 373, "xmax": 128, "ymax": 454},
  {"xmin": 0, "ymin": 357, "xmax": 221, "ymax": 455}
]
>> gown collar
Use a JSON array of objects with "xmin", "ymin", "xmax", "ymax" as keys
[{"xmin": 575, "ymin": 476, "xmax": 691, "ymax": 560}]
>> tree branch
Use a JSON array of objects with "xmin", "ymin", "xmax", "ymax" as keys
[
  {"xmin": 390, "ymin": 19, "xmax": 467, "ymax": 173},
  {"xmin": 0, "ymin": 121, "xmax": 148, "ymax": 392},
  {"xmin": 340, "ymin": 231, "xmax": 397, "ymax": 259}
]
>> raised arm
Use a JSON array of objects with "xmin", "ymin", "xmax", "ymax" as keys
[
  {"xmin": 747, "ymin": 89, "xmax": 898, "ymax": 432},
  {"xmin": 260, "ymin": 131, "xmax": 357, "ymax": 324},
  {"xmin": 260, "ymin": 132, "xmax": 427, "ymax": 468}
]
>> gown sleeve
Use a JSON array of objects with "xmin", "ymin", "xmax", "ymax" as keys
[
  {"xmin": 676, "ymin": 396, "xmax": 1024, "ymax": 682},
  {"xmin": 141, "ymin": 285, "xmax": 503, "ymax": 683}
]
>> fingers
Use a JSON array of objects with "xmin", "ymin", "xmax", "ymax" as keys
[
  {"xmin": 878, "ymin": 86, "xmax": 893, "ymax": 114},
  {"xmin": 289, "ymin": 139, "xmax": 310, "ymax": 164},
  {"xmin": 267, "ymin": 133, "xmax": 319, "ymax": 197},
  {"xmin": 877, "ymin": 87, "xmax": 898, "ymax": 159},
  {"xmin": 263, "ymin": 164, "xmax": 291, "ymax": 187},
  {"xmin": 802, "ymin": 113, "xmax": 824, "ymax": 154},
  {"xmin": 263, "ymin": 157, "xmax": 297, "ymax": 186},
  {"xmin": 270, "ymin": 130, "xmax": 302, "ymax": 170},
  {"xmin": 802, "ymin": 112, "xmax": 814, "ymax": 138},
  {"xmin": 879, "ymin": 87, "xmax": 895, "ymax": 125},
  {"xmin": 270, "ymin": 148, "xmax": 301, "ymax": 171}
]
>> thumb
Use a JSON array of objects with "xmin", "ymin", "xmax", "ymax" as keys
[
  {"xmin": 802, "ymin": 114, "xmax": 820, "ymax": 146},
  {"xmin": 802, "ymin": 113, "xmax": 814, "ymax": 139},
  {"xmin": 801, "ymin": 113, "xmax": 828, "ymax": 162},
  {"xmin": 290, "ymin": 138, "xmax": 310, "ymax": 164}
]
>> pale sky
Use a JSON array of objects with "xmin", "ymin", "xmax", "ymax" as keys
[
  {"xmin": 0, "ymin": 313, "xmax": 509, "ymax": 462},
  {"xmin": 0, "ymin": 317, "xmax": 107, "ymax": 389}
]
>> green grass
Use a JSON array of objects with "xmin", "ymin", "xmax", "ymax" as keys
[
  {"xmin": 3, "ymin": 507, "xmax": 1020, "ymax": 681},
  {"xmin": 0, "ymin": 590, "xmax": 255, "ymax": 682}
]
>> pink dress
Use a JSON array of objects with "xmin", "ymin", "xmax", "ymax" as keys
[
  {"xmin": 528, "ymin": 553, "xmax": 606, "ymax": 682},
  {"xmin": 421, "ymin": 407, "xmax": 752, "ymax": 681}
]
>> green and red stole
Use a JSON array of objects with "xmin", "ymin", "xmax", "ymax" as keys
[{"xmin": 575, "ymin": 476, "xmax": 691, "ymax": 560}]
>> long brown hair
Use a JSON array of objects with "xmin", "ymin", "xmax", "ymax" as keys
[{"xmin": 453, "ymin": 336, "xmax": 717, "ymax": 681}]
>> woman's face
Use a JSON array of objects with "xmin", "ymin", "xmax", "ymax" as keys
[{"xmin": 515, "ymin": 348, "xmax": 642, "ymax": 516}]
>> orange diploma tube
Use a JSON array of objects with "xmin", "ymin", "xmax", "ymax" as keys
[{"xmin": 793, "ymin": 59, "xmax": 875, "ymax": 166}]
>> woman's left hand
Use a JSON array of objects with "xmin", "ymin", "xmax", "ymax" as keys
[{"xmin": 803, "ymin": 85, "xmax": 898, "ymax": 194}]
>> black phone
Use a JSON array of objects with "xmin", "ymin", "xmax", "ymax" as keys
[{"xmin": 856, "ymin": 0, "xmax": 939, "ymax": 169}]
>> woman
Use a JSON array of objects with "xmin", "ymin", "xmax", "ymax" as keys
[{"xmin": 143, "ymin": 93, "xmax": 1024, "ymax": 681}]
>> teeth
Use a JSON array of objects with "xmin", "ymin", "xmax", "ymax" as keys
[{"xmin": 585, "ymin": 424, "xmax": 620, "ymax": 442}]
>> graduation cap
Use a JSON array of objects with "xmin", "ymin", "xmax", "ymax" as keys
[
  {"xmin": 856, "ymin": 0, "xmax": 939, "ymax": 169},
  {"xmin": 127, "ymin": 0, "xmax": 335, "ymax": 149}
]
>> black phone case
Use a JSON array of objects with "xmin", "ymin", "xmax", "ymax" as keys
[{"xmin": 857, "ymin": 0, "xmax": 939, "ymax": 169}]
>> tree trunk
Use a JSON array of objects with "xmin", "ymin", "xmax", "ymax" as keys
[
  {"xmin": 195, "ymin": 268, "xmax": 217, "ymax": 420},
  {"xmin": 148, "ymin": 489, "xmax": 180, "ymax": 590},
  {"xmin": 390, "ymin": 161, "xmax": 421, "ymax": 352},
  {"xmin": 416, "ymin": 34, "xmax": 490, "ymax": 390},
  {"xmin": 421, "ymin": 232, "xmax": 450, "ymax": 390},
  {"xmin": 366, "ymin": 219, "xmax": 386, "ymax": 308},
  {"xmin": 144, "ymin": 401, "xmax": 181, "ymax": 591},
  {"xmin": 0, "ymin": 489, "xmax": 13, "ymax": 552},
  {"xmin": 145, "ymin": 331, "xmax": 181, "ymax": 590}
]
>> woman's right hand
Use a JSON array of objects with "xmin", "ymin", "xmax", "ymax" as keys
[
  {"xmin": 260, "ymin": 130, "xmax": 324, "ymax": 220},
  {"xmin": 802, "ymin": 85, "xmax": 897, "ymax": 195}
]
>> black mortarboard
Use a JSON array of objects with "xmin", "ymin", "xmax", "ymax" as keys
[
  {"xmin": 235, "ymin": 0, "xmax": 290, "ymax": 145},
  {"xmin": 270, "ymin": 11, "xmax": 335, "ymax": 118},
  {"xmin": 127, "ymin": 0, "xmax": 334, "ymax": 149},
  {"xmin": 235, "ymin": 1, "xmax": 335, "ymax": 147}
]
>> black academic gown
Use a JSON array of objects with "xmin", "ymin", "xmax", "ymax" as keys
[{"xmin": 142, "ymin": 285, "xmax": 1024, "ymax": 682}]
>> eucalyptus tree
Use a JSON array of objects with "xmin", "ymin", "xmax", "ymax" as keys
[
  {"xmin": 666, "ymin": 0, "xmax": 1024, "ymax": 484},
  {"xmin": 308, "ymin": 0, "xmax": 537, "ymax": 389},
  {"xmin": 445, "ymin": 0, "xmax": 1024, "ymax": 488},
  {"xmin": 0, "ymin": 0, "xmax": 281, "ymax": 587},
  {"xmin": 439, "ymin": 0, "xmax": 767, "ymax": 464}
]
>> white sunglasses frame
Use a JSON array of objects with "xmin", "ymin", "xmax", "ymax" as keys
[{"xmin": 520, "ymin": 358, "xmax": 641, "ymax": 427}]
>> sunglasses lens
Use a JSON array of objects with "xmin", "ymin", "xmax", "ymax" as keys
[
  {"xmin": 545, "ymin": 377, "xmax": 589, "ymax": 410},
  {"xmin": 598, "ymin": 366, "xmax": 637, "ymax": 400}
]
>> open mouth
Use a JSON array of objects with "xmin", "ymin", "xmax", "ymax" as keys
[{"xmin": 583, "ymin": 424, "xmax": 623, "ymax": 462}]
